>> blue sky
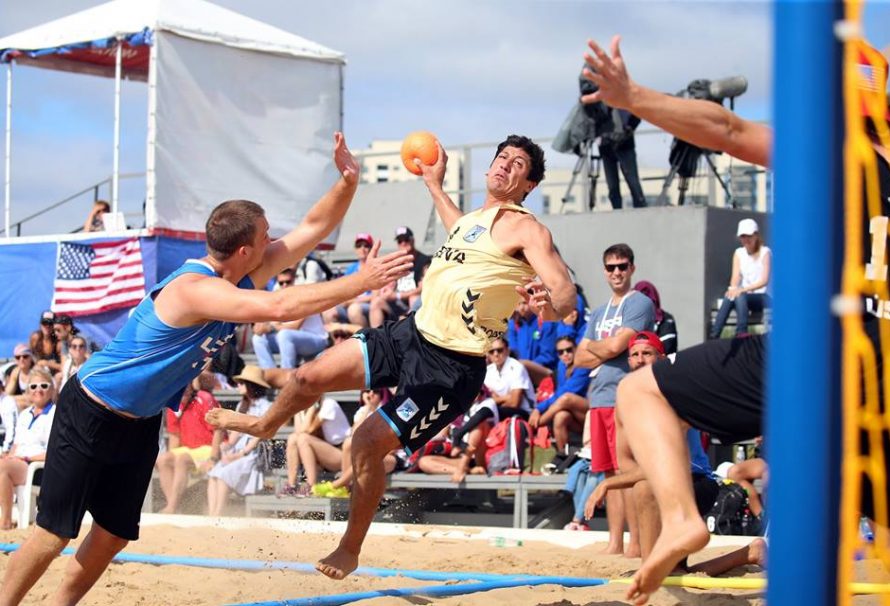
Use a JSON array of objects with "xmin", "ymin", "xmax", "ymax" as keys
[{"xmin": 0, "ymin": 1, "xmax": 888, "ymax": 234}]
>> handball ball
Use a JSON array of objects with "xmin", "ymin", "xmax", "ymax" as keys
[{"xmin": 400, "ymin": 131, "xmax": 439, "ymax": 176}]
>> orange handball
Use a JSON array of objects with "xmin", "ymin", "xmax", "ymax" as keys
[{"xmin": 400, "ymin": 131, "xmax": 439, "ymax": 176}]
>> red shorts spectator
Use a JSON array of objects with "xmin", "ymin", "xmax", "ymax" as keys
[{"xmin": 589, "ymin": 407, "xmax": 618, "ymax": 473}]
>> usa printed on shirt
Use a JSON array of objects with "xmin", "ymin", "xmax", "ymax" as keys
[{"xmin": 51, "ymin": 239, "xmax": 146, "ymax": 317}]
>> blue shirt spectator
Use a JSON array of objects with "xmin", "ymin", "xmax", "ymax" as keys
[
  {"xmin": 507, "ymin": 312, "xmax": 558, "ymax": 371},
  {"xmin": 535, "ymin": 358, "xmax": 590, "ymax": 413}
]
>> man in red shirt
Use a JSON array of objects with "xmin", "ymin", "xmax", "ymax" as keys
[{"xmin": 154, "ymin": 374, "xmax": 219, "ymax": 514}]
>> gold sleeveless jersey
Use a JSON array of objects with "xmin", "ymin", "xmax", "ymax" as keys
[{"xmin": 415, "ymin": 203, "xmax": 536, "ymax": 356}]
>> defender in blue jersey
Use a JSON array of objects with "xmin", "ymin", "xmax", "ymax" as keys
[{"xmin": 0, "ymin": 132, "xmax": 414, "ymax": 606}]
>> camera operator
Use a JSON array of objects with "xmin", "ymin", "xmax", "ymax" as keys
[{"xmin": 580, "ymin": 70, "xmax": 647, "ymax": 209}]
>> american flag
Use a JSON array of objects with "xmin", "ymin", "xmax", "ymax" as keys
[{"xmin": 51, "ymin": 238, "xmax": 146, "ymax": 317}]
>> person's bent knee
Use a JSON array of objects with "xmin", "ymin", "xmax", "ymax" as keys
[{"xmin": 616, "ymin": 366, "xmax": 659, "ymax": 412}]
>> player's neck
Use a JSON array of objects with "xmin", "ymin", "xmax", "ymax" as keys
[
  {"xmin": 201, "ymin": 255, "xmax": 247, "ymax": 284},
  {"xmin": 482, "ymin": 195, "xmax": 523, "ymax": 210},
  {"xmin": 610, "ymin": 287, "xmax": 631, "ymax": 304}
]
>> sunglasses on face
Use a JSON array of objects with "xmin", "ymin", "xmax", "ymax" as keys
[
  {"xmin": 604, "ymin": 262, "xmax": 630, "ymax": 273},
  {"xmin": 557, "ymin": 347, "xmax": 575, "ymax": 355},
  {"xmin": 278, "ymin": 279, "xmax": 293, "ymax": 286},
  {"xmin": 396, "ymin": 238, "xmax": 411, "ymax": 244},
  {"xmin": 15, "ymin": 355, "xmax": 30, "ymax": 360},
  {"xmin": 354, "ymin": 242, "xmax": 371, "ymax": 249},
  {"xmin": 488, "ymin": 347, "xmax": 505, "ymax": 355},
  {"xmin": 28, "ymin": 383, "xmax": 50, "ymax": 391}
]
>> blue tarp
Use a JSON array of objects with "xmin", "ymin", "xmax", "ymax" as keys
[{"xmin": 0, "ymin": 235, "xmax": 205, "ymax": 355}]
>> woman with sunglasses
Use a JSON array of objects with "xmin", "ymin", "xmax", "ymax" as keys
[
  {"xmin": 528, "ymin": 336, "xmax": 591, "ymax": 456},
  {"xmin": 448, "ymin": 337, "xmax": 535, "ymax": 479},
  {"xmin": 29, "ymin": 311, "xmax": 60, "ymax": 374},
  {"xmin": 57, "ymin": 336, "xmax": 90, "ymax": 390},
  {"xmin": 0, "ymin": 368, "xmax": 56, "ymax": 529},
  {"xmin": 5, "ymin": 344, "xmax": 36, "ymax": 410}
]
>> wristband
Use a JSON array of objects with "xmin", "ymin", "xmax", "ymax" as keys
[{"xmin": 23, "ymin": 456, "xmax": 30, "ymax": 464}]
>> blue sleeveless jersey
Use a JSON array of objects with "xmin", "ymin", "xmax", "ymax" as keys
[{"xmin": 79, "ymin": 260, "xmax": 254, "ymax": 417}]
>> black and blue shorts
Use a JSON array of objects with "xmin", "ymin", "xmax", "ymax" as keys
[{"xmin": 354, "ymin": 314, "xmax": 486, "ymax": 454}]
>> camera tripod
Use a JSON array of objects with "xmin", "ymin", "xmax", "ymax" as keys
[
  {"xmin": 561, "ymin": 139, "xmax": 601, "ymax": 212},
  {"xmin": 655, "ymin": 141, "xmax": 734, "ymax": 207}
]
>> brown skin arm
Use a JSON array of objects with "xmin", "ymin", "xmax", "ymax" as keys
[
  {"xmin": 493, "ymin": 212, "xmax": 575, "ymax": 319},
  {"xmin": 157, "ymin": 241, "xmax": 413, "ymax": 326}
]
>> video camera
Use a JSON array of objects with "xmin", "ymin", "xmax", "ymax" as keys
[{"xmin": 677, "ymin": 76, "xmax": 748, "ymax": 104}]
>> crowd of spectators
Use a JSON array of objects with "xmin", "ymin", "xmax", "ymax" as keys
[{"xmin": 0, "ymin": 226, "xmax": 768, "ymax": 543}]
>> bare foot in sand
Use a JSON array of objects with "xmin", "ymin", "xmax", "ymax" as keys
[
  {"xmin": 469, "ymin": 466, "xmax": 486, "ymax": 475},
  {"xmin": 601, "ymin": 542, "xmax": 624, "ymax": 555},
  {"xmin": 626, "ymin": 517, "xmax": 710, "ymax": 605},
  {"xmin": 748, "ymin": 537, "xmax": 767, "ymax": 567},
  {"xmin": 316, "ymin": 547, "xmax": 359, "ymax": 580},
  {"xmin": 205, "ymin": 409, "xmax": 272, "ymax": 438},
  {"xmin": 624, "ymin": 543, "xmax": 642, "ymax": 559}
]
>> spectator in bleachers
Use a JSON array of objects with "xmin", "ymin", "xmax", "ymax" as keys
[
  {"xmin": 155, "ymin": 373, "xmax": 220, "ymax": 514},
  {"xmin": 506, "ymin": 298, "xmax": 559, "ymax": 385},
  {"xmin": 726, "ymin": 438, "xmax": 767, "ymax": 519},
  {"xmin": 369, "ymin": 227, "xmax": 431, "ymax": 328},
  {"xmin": 709, "ymin": 218, "xmax": 772, "ymax": 339},
  {"xmin": 205, "ymin": 366, "xmax": 273, "ymax": 516},
  {"xmin": 633, "ymin": 281, "xmax": 678, "ymax": 355},
  {"xmin": 56, "ymin": 335, "xmax": 90, "ymax": 390},
  {"xmin": 528, "ymin": 335, "xmax": 591, "ymax": 457},
  {"xmin": 295, "ymin": 252, "xmax": 333, "ymax": 285},
  {"xmin": 575, "ymin": 242, "xmax": 654, "ymax": 556},
  {"xmin": 30, "ymin": 311, "xmax": 60, "ymax": 374},
  {"xmin": 6, "ymin": 344, "xmax": 36, "ymax": 410},
  {"xmin": 0, "ymin": 364, "xmax": 19, "ymax": 453},
  {"xmin": 280, "ymin": 394, "xmax": 351, "ymax": 497},
  {"xmin": 82, "ymin": 199, "xmax": 110, "ymax": 233},
  {"xmin": 252, "ymin": 269, "xmax": 329, "ymax": 369},
  {"xmin": 52, "ymin": 314, "xmax": 78, "ymax": 360},
  {"xmin": 312, "ymin": 388, "xmax": 400, "ymax": 497},
  {"xmin": 0, "ymin": 367, "xmax": 56, "ymax": 529},
  {"xmin": 448, "ymin": 338, "xmax": 534, "ymax": 481},
  {"xmin": 322, "ymin": 233, "xmax": 376, "ymax": 328}
]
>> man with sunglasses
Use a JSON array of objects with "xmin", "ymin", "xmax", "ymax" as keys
[
  {"xmin": 208, "ymin": 134, "xmax": 577, "ymax": 581},
  {"xmin": 369, "ymin": 226, "xmax": 430, "ymax": 327},
  {"xmin": 322, "ymin": 233, "xmax": 376, "ymax": 328},
  {"xmin": 574, "ymin": 242, "xmax": 654, "ymax": 557},
  {"xmin": 0, "ymin": 132, "xmax": 413, "ymax": 606}
]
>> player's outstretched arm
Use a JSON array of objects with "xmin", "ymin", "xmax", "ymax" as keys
[
  {"xmin": 516, "ymin": 221, "xmax": 576, "ymax": 320},
  {"xmin": 178, "ymin": 241, "xmax": 413, "ymax": 324},
  {"xmin": 255, "ymin": 131, "xmax": 360, "ymax": 285},
  {"xmin": 582, "ymin": 35, "xmax": 771, "ymax": 167},
  {"xmin": 417, "ymin": 142, "xmax": 463, "ymax": 231}
]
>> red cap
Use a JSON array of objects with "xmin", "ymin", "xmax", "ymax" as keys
[
  {"xmin": 629, "ymin": 331, "xmax": 665, "ymax": 356},
  {"xmin": 354, "ymin": 232, "xmax": 374, "ymax": 246}
]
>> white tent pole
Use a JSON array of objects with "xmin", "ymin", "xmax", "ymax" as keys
[
  {"xmin": 145, "ymin": 40, "xmax": 156, "ymax": 230},
  {"xmin": 112, "ymin": 40, "xmax": 122, "ymax": 214},
  {"xmin": 4, "ymin": 63, "xmax": 12, "ymax": 240}
]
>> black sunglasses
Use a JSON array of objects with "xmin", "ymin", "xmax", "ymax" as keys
[
  {"xmin": 604, "ymin": 262, "xmax": 630, "ymax": 273},
  {"xmin": 354, "ymin": 241, "xmax": 372, "ymax": 249},
  {"xmin": 488, "ymin": 347, "xmax": 505, "ymax": 355},
  {"xmin": 557, "ymin": 347, "xmax": 575, "ymax": 355},
  {"xmin": 278, "ymin": 279, "xmax": 293, "ymax": 286}
]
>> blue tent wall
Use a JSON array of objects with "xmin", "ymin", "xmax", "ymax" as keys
[{"xmin": 0, "ymin": 235, "xmax": 207, "ymax": 356}]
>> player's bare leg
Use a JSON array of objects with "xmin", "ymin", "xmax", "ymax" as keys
[
  {"xmin": 617, "ymin": 366, "xmax": 709, "ymax": 605},
  {"xmin": 207, "ymin": 339, "xmax": 365, "ymax": 438}
]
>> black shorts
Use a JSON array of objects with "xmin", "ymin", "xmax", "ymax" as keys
[
  {"xmin": 37, "ymin": 377, "xmax": 161, "ymax": 540},
  {"xmin": 651, "ymin": 335, "xmax": 766, "ymax": 444},
  {"xmin": 355, "ymin": 314, "xmax": 487, "ymax": 454}
]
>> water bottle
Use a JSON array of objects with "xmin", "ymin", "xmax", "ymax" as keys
[
  {"xmin": 860, "ymin": 517, "xmax": 874, "ymax": 543},
  {"xmin": 488, "ymin": 536, "xmax": 523, "ymax": 548},
  {"xmin": 735, "ymin": 445, "xmax": 745, "ymax": 463}
]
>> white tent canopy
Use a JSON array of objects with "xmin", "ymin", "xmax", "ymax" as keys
[{"xmin": 1, "ymin": 0, "xmax": 345, "ymax": 239}]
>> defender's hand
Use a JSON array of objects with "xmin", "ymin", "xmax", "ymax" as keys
[{"xmin": 358, "ymin": 241, "xmax": 414, "ymax": 292}]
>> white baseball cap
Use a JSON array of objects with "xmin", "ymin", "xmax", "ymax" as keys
[{"xmin": 737, "ymin": 218, "xmax": 759, "ymax": 237}]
